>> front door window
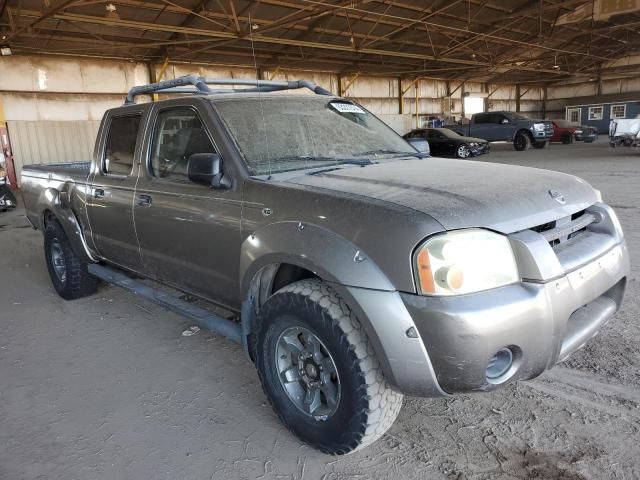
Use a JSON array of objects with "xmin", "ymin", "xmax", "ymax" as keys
[{"xmin": 150, "ymin": 108, "xmax": 217, "ymax": 182}]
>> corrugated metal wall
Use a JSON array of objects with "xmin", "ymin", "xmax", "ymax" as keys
[{"xmin": 8, "ymin": 120, "xmax": 100, "ymax": 185}]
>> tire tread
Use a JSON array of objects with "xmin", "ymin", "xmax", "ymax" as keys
[
  {"xmin": 45, "ymin": 220, "xmax": 97, "ymax": 300},
  {"xmin": 263, "ymin": 279, "xmax": 403, "ymax": 453}
]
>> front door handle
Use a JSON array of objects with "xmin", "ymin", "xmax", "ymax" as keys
[
  {"xmin": 94, "ymin": 188, "xmax": 105, "ymax": 199},
  {"xmin": 137, "ymin": 194, "xmax": 152, "ymax": 207}
]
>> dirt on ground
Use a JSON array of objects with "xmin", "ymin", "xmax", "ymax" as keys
[{"xmin": 0, "ymin": 138, "xmax": 638, "ymax": 479}]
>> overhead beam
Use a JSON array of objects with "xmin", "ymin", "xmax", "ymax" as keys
[
  {"xmin": 4, "ymin": 0, "xmax": 78, "ymax": 42},
  {"xmin": 44, "ymin": 12, "xmax": 589, "ymax": 76}
]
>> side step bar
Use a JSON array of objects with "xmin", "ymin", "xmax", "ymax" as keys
[{"xmin": 88, "ymin": 264, "xmax": 242, "ymax": 344}]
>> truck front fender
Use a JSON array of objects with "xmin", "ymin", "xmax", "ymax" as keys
[
  {"xmin": 240, "ymin": 221, "xmax": 394, "ymax": 296},
  {"xmin": 238, "ymin": 221, "xmax": 446, "ymax": 395},
  {"xmin": 37, "ymin": 186, "xmax": 97, "ymax": 263}
]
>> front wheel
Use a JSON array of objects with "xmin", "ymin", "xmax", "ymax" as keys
[
  {"xmin": 456, "ymin": 143, "xmax": 471, "ymax": 158},
  {"xmin": 44, "ymin": 220, "xmax": 98, "ymax": 300},
  {"xmin": 532, "ymin": 140, "xmax": 548, "ymax": 149},
  {"xmin": 255, "ymin": 279, "xmax": 403, "ymax": 455},
  {"xmin": 513, "ymin": 132, "xmax": 531, "ymax": 151}
]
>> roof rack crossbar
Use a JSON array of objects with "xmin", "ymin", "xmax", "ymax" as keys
[{"xmin": 124, "ymin": 75, "xmax": 333, "ymax": 104}]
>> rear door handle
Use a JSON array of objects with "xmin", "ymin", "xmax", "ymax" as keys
[
  {"xmin": 137, "ymin": 194, "xmax": 152, "ymax": 207},
  {"xmin": 94, "ymin": 188, "xmax": 105, "ymax": 199}
]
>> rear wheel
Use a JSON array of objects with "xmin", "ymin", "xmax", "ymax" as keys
[
  {"xmin": 513, "ymin": 132, "xmax": 531, "ymax": 151},
  {"xmin": 456, "ymin": 143, "xmax": 471, "ymax": 158},
  {"xmin": 255, "ymin": 279, "xmax": 403, "ymax": 454},
  {"xmin": 44, "ymin": 220, "xmax": 98, "ymax": 300},
  {"xmin": 562, "ymin": 134, "xmax": 573, "ymax": 144}
]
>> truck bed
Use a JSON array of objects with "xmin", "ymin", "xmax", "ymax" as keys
[{"xmin": 21, "ymin": 161, "xmax": 92, "ymax": 233}]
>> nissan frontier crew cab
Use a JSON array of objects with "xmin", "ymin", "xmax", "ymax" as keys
[{"xmin": 21, "ymin": 76, "xmax": 629, "ymax": 455}]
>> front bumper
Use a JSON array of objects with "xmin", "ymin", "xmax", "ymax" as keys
[
  {"xmin": 348, "ymin": 204, "xmax": 628, "ymax": 397},
  {"xmin": 470, "ymin": 143, "xmax": 490, "ymax": 156},
  {"xmin": 576, "ymin": 132, "xmax": 597, "ymax": 142},
  {"xmin": 401, "ymin": 241, "xmax": 627, "ymax": 393}
]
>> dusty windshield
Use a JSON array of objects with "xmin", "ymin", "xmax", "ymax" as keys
[{"xmin": 212, "ymin": 96, "xmax": 417, "ymax": 175}]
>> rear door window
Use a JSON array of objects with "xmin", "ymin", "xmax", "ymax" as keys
[{"xmin": 103, "ymin": 115, "xmax": 141, "ymax": 175}]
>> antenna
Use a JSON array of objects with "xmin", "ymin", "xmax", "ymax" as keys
[{"xmin": 249, "ymin": 8, "xmax": 272, "ymax": 179}]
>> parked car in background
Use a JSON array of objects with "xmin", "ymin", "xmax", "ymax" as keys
[
  {"xmin": 609, "ymin": 118, "xmax": 640, "ymax": 148},
  {"xmin": 0, "ymin": 164, "xmax": 17, "ymax": 211},
  {"xmin": 404, "ymin": 128, "xmax": 489, "ymax": 158},
  {"xmin": 575, "ymin": 124, "xmax": 598, "ymax": 142},
  {"xmin": 450, "ymin": 111, "xmax": 554, "ymax": 151},
  {"xmin": 551, "ymin": 120, "xmax": 597, "ymax": 144}
]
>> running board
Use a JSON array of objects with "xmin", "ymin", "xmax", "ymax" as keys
[{"xmin": 88, "ymin": 264, "xmax": 242, "ymax": 344}]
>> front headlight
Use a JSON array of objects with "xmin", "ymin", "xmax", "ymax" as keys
[
  {"xmin": 414, "ymin": 229, "xmax": 519, "ymax": 296},
  {"xmin": 533, "ymin": 123, "xmax": 545, "ymax": 132}
]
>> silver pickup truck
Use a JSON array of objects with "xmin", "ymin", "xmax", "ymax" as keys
[{"xmin": 21, "ymin": 76, "xmax": 629, "ymax": 455}]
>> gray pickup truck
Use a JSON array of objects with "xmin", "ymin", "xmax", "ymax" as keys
[
  {"xmin": 451, "ymin": 111, "xmax": 554, "ymax": 150},
  {"xmin": 21, "ymin": 76, "xmax": 629, "ymax": 455}
]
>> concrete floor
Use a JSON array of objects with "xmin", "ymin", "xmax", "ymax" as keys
[{"xmin": 1, "ymin": 138, "xmax": 639, "ymax": 479}]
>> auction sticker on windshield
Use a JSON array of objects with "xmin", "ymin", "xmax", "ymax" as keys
[{"xmin": 329, "ymin": 102, "xmax": 366, "ymax": 114}]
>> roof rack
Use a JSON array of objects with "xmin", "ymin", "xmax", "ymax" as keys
[{"xmin": 124, "ymin": 75, "xmax": 334, "ymax": 104}]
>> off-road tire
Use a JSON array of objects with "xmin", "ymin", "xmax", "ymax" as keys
[
  {"xmin": 44, "ymin": 220, "xmax": 98, "ymax": 300},
  {"xmin": 255, "ymin": 279, "xmax": 403, "ymax": 455},
  {"xmin": 513, "ymin": 131, "xmax": 531, "ymax": 151},
  {"xmin": 532, "ymin": 140, "xmax": 548, "ymax": 149}
]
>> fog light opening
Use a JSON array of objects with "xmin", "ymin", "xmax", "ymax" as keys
[{"xmin": 486, "ymin": 347, "xmax": 514, "ymax": 382}]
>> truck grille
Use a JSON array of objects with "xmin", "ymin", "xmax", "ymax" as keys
[{"xmin": 530, "ymin": 209, "xmax": 598, "ymax": 249}]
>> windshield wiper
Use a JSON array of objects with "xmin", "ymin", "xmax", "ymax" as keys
[
  {"xmin": 272, "ymin": 155, "xmax": 373, "ymax": 166},
  {"xmin": 354, "ymin": 149, "xmax": 426, "ymax": 158}
]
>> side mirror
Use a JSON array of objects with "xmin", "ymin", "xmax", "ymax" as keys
[
  {"xmin": 407, "ymin": 138, "xmax": 430, "ymax": 155},
  {"xmin": 187, "ymin": 153, "xmax": 231, "ymax": 189}
]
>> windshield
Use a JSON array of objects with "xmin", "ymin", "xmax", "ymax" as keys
[
  {"xmin": 212, "ymin": 96, "xmax": 417, "ymax": 175},
  {"xmin": 504, "ymin": 112, "xmax": 530, "ymax": 121},
  {"xmin": 436, "ymin": 128, "xmax": 462, "ymax": 138}
]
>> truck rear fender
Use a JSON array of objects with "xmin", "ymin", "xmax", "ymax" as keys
[
  {"xmin": 37, "ymin": 185, "xmax": 97, "ymax": 263},
  {"xmin": 239, "ymin": 221, "xmax": 432, "ymax": 391}
]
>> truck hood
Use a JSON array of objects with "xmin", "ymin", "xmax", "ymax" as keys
[{"xmin": 286, "ymin": 158, "xmax": 598, "ymax": 233}]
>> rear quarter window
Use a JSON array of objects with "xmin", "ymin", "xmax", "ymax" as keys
[{"xmin": 103, "ymin": 115, "xmax": 141, "ymax": 175}]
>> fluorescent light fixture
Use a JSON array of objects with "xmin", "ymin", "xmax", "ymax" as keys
[{"xmin": 0, "ymin": 46, "xmax": 12, "ymax": 56}]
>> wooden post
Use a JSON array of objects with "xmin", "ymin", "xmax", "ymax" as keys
[
  {"xmin": 515, "ymin": 84, "xmax": 521, "ymax": 112},
  {"xmin": 398, "ymin": 77, "xmax": 403, "ymax": 114},
  {"xmin": 542, "ymin": 86, "xmax": 548, "ymax": 119},
  {"xmin": 415, "ymin": 80, "xmax": 419, "ymax": 128},
  {"xmin": 461, "ymin": 82, "xmax": 466, "ymax": 119},
  {"xmin": 0, "ymin": 97, "xmax": 18, "ymax": 188}
]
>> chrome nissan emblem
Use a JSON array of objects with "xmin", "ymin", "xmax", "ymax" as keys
[{"xmin": 549, "ymin": 189, "xmax": 566, "ymax": 204}]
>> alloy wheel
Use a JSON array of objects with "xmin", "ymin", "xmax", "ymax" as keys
[
  {"xmin": 275, "ymin": 326, "xmax": 341, "ymax": 420},
  {"xmin": 50, "ymin": 238, "xmax": 67, "ymax": 284}
]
